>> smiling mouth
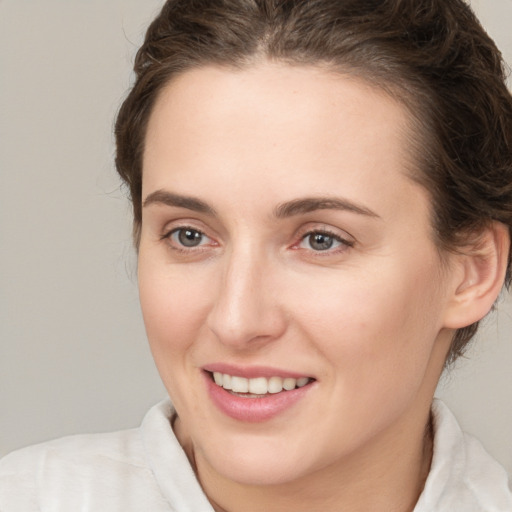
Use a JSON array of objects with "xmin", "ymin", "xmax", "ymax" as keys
[{"xmin": 208, "ymin": 371, "xmax": 314, "ymax": 397}]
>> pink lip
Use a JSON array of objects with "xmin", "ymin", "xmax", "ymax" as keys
[
  {"xmin": 203, "ymin": 363, "xmax": 311, "ymax": 380},
  {"xmin": 203, "ymin": 370, "xmax": 315, "ymax": 423}
]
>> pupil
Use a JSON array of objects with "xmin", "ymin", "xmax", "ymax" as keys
[
  {"xmin": 310, "ymin": 233, "xmax": 333, "ymax": 251},
  {"xmin": 179, "ymin": 229, "xmax": 202, "ymax": 247}
]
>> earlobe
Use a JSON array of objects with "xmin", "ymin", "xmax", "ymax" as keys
[{"xmin": 443, "ymin": 221, "xmax": 510, "ymax": 329}]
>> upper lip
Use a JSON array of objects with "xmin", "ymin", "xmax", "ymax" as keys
[{"xmin": 203, "ymin": 363, "xmax": 313, "ymax": 380}]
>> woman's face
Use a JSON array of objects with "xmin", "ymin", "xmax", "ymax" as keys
[{"xmin": 138, "ymin": 64, "xmax": 457, "ymax": 485}]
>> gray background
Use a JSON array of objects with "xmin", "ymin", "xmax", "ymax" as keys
[{"xmin": 1, "ymin": 0, "xmax": 511, "ymax": 478}]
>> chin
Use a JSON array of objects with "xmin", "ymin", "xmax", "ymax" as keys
[
  {"xmin": 193, "ymin": 427, "xmax": 325, "ymax": 487},
  {"xmin": 209, "ymin": 450, "xmax": 310, "ymax": 486}
]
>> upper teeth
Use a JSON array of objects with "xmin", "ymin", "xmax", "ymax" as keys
[{"xmin": 213, "ymin": 372, "xmax": 310, "ymax": 394}]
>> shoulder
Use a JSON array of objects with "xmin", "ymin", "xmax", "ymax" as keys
[
  {"xmin": 460, "ymin": 430, "xmax": 512, "ymax": 510},
  {"xmin": 0, "ymin": 403, "xmax": 177, "ymax": 511},
  {"xmin": 0, "ymin": 426, "xmax": 146, "ymax": 477},
  {"xmin": 0, "ymin": 429, "xmax": 153, "ymax": 509}
]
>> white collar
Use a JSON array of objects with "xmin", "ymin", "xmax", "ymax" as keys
[{"xmin": 414, "ymin": 399, "xmax": 512, "ymax": 511}]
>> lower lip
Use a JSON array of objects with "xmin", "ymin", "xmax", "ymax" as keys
[{"xmin": 204, "ymin": 372, "xmax": 314, "ymax": 422}]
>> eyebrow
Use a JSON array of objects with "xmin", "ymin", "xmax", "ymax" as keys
[
  {"xmin": 143, "ymin": 190, "xmax": 216, "ymax": 215},
  {"xmin": 274, "ymin": 197, "xmax": 380, "ymax": 219},
  {"xmin": 143, "ymin": 190, "xmax": 379, "ymax": 220}
]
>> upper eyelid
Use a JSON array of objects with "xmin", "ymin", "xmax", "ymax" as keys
[
  {"xmin": 301, "ymin": 227, "xmax": 348, "ymax": 238},
  {"xmin": 160, "ymin": 218, "xmax": 213, "ymax": 237},
  {"xmin": 298, "ymin": 231, "xmax": 354, "ymax": 248},
  {"xmin": 296, "ymin": 223, "xmax": 355, "ymax": 241},
  {"xmin": 164, "ymin": 226, "xmax": 209, "ymax": 239}
]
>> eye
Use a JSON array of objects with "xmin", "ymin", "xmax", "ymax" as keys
[
  {"xmin": 166, "ymin": 227, "xmax": 212, "ymax": 248},
  {"xmin": 298, "ymin": 231, "xmax": 352, "ymax": 252}
]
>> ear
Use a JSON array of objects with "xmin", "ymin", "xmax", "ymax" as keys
[{"xmin": 443, "ymin": 221, "xmax": 510, "ymax": 329}]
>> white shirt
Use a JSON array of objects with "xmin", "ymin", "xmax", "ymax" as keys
[{"xmin": 1, "ymin": 399, "xmax": 511, "ymax": 511}]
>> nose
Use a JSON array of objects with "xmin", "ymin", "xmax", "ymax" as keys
[{"xmin": 206, "ymin": 246, "xmax": 287, "ymax": 350}]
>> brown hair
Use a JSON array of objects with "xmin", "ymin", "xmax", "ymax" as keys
[{"xmin": 115, "ymin": 0, "xmax": 512, "ymax": 364}]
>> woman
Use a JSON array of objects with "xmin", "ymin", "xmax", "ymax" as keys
[{"xmin": 1, "ymin": 0, "xmax": 511, "ymax": 510}]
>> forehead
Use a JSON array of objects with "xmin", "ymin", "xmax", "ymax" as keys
[
  {"xmin": 142, "ymin": 63, "xmax": 428, "ymax": 223},
  {"xmin": 146, "ymin": 63, "xmax": 413, "ymax": 149}
]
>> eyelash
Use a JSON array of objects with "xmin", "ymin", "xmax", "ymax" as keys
[
  {"xmin": 296, "ymin": 229, "xmax": 354, "ymax": 254},
  {"xmin": 160, "ymin": 226, "xmax": 354, "ymax": 255},
  {"xmin": 160, "ymin": 226, "xmax": 215, "ymax": 253}
]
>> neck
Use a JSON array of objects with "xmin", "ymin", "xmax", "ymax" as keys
[{"xmin": 178, "ymin": 404, "xmax": 434, "ymax": 512}]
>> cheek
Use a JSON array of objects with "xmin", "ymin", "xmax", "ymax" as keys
[
  {"xmin": 289, "ymin": 263, "xmax": 446, "ymax": 445},
  {"xmin": 294, "ymin": 258, "xmax": 446, "ymax": 377},
  {"xmin": 137, "ymin": 259, "xmax": 211, "ymax": 365}
]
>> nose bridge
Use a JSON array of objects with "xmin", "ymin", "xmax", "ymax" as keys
[{"xmin": 207, "ymin": 240, "xmax": 284, "ymax": 348}]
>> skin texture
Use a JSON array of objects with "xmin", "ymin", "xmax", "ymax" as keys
[{"xmin": 137, "ymin": 63, "xmax": 505, "ymax": 511}]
